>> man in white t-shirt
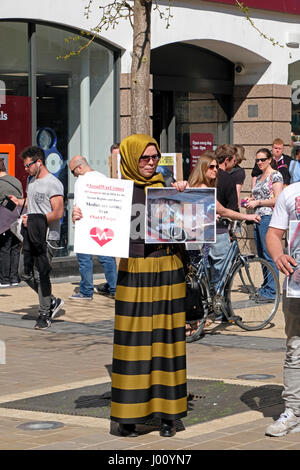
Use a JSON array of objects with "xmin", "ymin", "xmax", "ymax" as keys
[
  {"xmin": 69, "ymin": 155, "xmax": 117, "ymax": 300},
  {"xmin": 265, "ymin": 182, "xmax": 300, "ymax": 437}
]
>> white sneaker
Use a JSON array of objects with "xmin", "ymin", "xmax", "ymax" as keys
[{"xmin": 265, "ymin": 409, "xmax": 300, "ymax": 437}]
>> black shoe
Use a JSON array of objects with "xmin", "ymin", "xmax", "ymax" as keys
[
  {"xmin": 34, "ymin": 315, "xmax": 51, "ymax": 330},
  {"xmin": 50, "ymin": 298, "xmax": 64, "ymax": 319},
  {"xmin": 94, "ymin": 283, "xmax": 109, "ymax": 294},
  {"xmin": 118, "ymin": 424, "xmax": 138, "ymax": 437},
  {"xmin": 160, "ymin": 420, "xmax": 176, "ymax": 437}
]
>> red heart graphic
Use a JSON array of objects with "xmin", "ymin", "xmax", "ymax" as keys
[{"xmin": 90, "ymin": 227, "xmax": 114, "ymax": 247}]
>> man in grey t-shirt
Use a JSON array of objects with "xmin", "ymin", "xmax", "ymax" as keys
[{"xmin": 10, "ymin": 146, "xmax": 65, "ymax": 330}]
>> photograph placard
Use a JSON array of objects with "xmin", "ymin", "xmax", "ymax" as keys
[
  {"xmin": 145, "ymin": 187, "xmax": 216, "ymax": 244},
  {"xmin": 287, "ymin": 220, "xmax": 300, "ymax": 298},
  {"xmin": 74, "ymin": 173, "xmax": 134, "ymax": 258}
]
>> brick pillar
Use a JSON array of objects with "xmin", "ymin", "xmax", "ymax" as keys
[
  {"xmin": 233, "ymin": 84, "xmax": 292, "ymax": 196},
  {"xmin": 233, "ymin": 84, "xmax": 291, "ymax": 251}
]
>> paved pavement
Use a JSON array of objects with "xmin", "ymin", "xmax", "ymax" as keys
[{"xmin": 0, "ymin": 275, "xmax": 299, "ymax": 452}]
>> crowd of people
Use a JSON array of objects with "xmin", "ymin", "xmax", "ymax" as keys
[{"xmin": 1, "ymin": 134, "xmax": 300, "ymax": 439}]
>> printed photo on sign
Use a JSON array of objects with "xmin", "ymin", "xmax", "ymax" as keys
[
  {"xmin": 74, "ymin": 173, "xmax": 133, "ymax": 258},
  {"xmin": 145, "ymin": 187, "xmax": 216, "ymax": 244},
  {"xmin": 156, "ymin": 154, "xmax": 177, "ymax": 184},
  {"xmin": 287, "ymin": 220, "xmax": 300, "ymax": 298}
]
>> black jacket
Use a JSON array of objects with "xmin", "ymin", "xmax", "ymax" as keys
[
  {"xmin": 216, "ymin": 169, "xmax": 239, "ymax": 234},
  {"xmin": 21, "ymin": 214, "xmax": 51, "ymax": 276}
]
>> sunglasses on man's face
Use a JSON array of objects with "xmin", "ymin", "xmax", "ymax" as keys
[
  {"xmin": 139, "ymin": 155, "xmax": 161, "ymax": 164},
  {"xmin": 208, "ymin": 164, "xmax": 219, "ymax": 170},
  {"xmin": 24, "ymin": 160, "xmax": 37, "ymax": 169},
  {"xmin": 255, "ymin": 157, "xmax": 270, "ymax": 163}
]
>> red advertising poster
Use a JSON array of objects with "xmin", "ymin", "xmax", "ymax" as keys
[
  {"xmin": 190, "ymin": 133, "xmax": 214, "ymax": 171},
  {"xmin": 0, "ymin": 95, "xmax": 31, "ymax": 190}
]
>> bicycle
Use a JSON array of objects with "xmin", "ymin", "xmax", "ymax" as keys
[
  {"xmin": 185, "ymin": 219, "xmax": 281, "ymax": 343},
  {"xmin": 231, "ymin": 219, "xmax": 250, "ymax": 254}
]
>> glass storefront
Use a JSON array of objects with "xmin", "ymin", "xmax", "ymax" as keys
[
  {"xmin": 174, "ymin": 92, "xmax": 231, "ymax": 178},
  {"xmin": 0, "ymin": 21, "xmax": 118, "ymax": 255}
]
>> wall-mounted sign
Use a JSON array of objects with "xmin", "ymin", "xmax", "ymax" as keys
[
  {"xmin": 190, "ymin": 133, "xmax": 214, "ymax": 171},
  {"xmin": 0, "ymin": 96, "xmax": 31, "ymax": 188}
]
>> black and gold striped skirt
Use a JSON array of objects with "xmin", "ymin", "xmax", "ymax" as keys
[{"xmin": 111, "ymin": 252, "xmax": 187, "ymax": 423}]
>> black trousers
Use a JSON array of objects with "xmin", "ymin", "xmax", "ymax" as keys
[{"xmin": 0, "ymin": 230, "xmax": 21, "ymax": 284}]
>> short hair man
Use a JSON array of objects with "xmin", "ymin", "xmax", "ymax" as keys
[
  {"xmin": 209, "ymin": 145, "xmax": 239, "ymax": 314},
  {"xmin": 9, "ymin": 146, "xmax": 64, "ymax": 330},
  {"xmin": 265, "ymin": 181, "xmax": 300, "ymax": 437},
  {"xmin": 215, "ymin": 144, "xmax": 237, "ymax": 172},
  {"xmin": 69, "ymin": 155, "xmax": 117, "ymax": 300},
  {"xmin": 251, "ymin": 138, "xmax": 292, "ymax": 188}
]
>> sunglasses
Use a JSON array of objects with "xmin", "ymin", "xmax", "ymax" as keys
[
  {"xmin": 255, "ymin": 157, "xmax": 270, "ymax": 163},
  {"xmin": 139, "ymin": 155, "xmax": 161, "ymax": 164},
  {"xmin": 24, "ymin": 160, "xmax": 37, "ymax": 169},
  {"xmin": 208, "ymin": 164, "xmax": 219, "ymax": 170}
]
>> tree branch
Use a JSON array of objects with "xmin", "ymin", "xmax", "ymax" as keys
[{"xmin": 236, "ymin": 1, "xmax": 284, "ymax": 48}]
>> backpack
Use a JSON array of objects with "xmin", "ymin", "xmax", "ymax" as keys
[{"xmin": 289, "ymin": 160, "xmax": 300, "ymax": 184}]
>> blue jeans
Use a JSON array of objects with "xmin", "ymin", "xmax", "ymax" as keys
[
  {"xmin": 208, "ymin": 232, "xmax": 231, "ymax": 291},
  {"xmin": 76, "ymin": 253, "xmax": 117, "ymax": 297},
  {"xmin": 254, "ymin": 215, "xmax": 279, "ymax": 299}
]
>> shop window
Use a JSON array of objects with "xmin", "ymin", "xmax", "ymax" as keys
[{"xmin": 0, "ymin": 21, "xmax": 116, "ymax": 256}]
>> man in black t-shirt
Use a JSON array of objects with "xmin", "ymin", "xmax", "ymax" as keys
[
  {"xmin": 209, "ymin": 145, "xmax": 238, "ymax": 302},
  {"xmin": 251, "ymin": 138, "xmax": 292, "ymax": 187}
]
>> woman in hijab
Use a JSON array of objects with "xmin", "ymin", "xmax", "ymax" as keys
[{"xmin": 111, "ymin": 134, "xmax": 187, "ymax": 438}]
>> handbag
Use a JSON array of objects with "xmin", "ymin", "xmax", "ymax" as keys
[
  {"xmin": 177, "ymin": 244, "xmax": 204, "ymax": 322},
  {"xmin": 185, "ymin": 263, "xmax": 204, "ymax": 322}
]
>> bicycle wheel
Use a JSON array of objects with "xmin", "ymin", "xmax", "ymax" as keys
[
  {"xmin": 226, "ymin": 256, "xmax": 280, "ymax": 330},
  {"xmin": 185, "ymin": 317, "xmax": 206, "ymax": 343}
]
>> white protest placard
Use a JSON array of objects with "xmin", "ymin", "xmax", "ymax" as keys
[{"xmin": 74, "ymin": 173, "xmax": 133, "ymax": 258}]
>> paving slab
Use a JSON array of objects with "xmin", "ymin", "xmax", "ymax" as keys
[{"xmin": 0, "ymin": 279, "xmax": 295, "ymax": 451}]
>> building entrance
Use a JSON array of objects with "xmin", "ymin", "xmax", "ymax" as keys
[{"xmin": 151, "ymin": 42, "xmax": 234, "ymax": 179}]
